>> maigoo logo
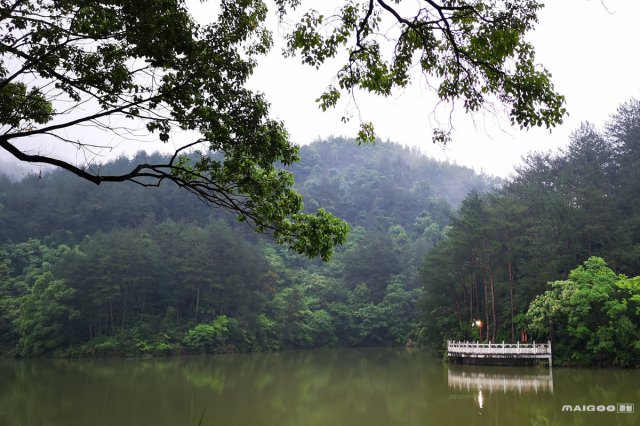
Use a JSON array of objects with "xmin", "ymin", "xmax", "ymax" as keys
[
  {"xmin": 561, "ymin": 403, "xmax": 634, "ymax": 414},
  {"xmin": 562, "ymin": 405, "xmax": 616, "ymax": 413}
]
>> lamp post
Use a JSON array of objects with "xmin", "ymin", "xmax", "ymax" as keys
[{"xmin": 474, "ymin": 319, "xmax": 483, "ymax": 342}]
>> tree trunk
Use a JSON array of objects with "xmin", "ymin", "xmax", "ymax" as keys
[
  {"xmin": 195, "ymin": 286, "xmax": 200, "ymax": 323},
  {"xmin": 109, "ymin": 298, "xmax": 114, "ymax": 332},
  {"xmin": 482, "ymin": 271, "xmax": 489, "ymax": 343},
  {"xmin": 121, "ymin": 285, "xmax": 127, "ymax": 330},
  {"xmin": 473, "ymin": 272, "xmax": 480, "ymax": 323},
  {"xmin": 489, "ymin": 271, "xmax": 497, "ymax": 342},
  {"xmin": 461, "ymin": 281, "xmax": 467, "ymax": 315},
  {"xmin": 454, "ymin": 297, "xmax": 462, "ymax": 323},
  {"xmin": 508, "ymin": 256, "xmax": 515, "ymax": 343},
  {"xmin": 469, "ymin": 278, "xmax": 473, "ymax": 323},
  {"xmin": 140, "ymin": 291, "xmax": 146, "ymax": 320}
]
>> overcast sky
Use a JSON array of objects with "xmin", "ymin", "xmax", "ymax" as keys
[
  {"xmin": 3, "ymin": 1, "xmax": 640, "ymax": 179},
  {"xmin": 245, "ymin": 0, "xmax": 640, "ymax": 177}
]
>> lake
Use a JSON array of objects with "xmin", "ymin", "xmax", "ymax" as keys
[{"xmin": 1, "ymin": 348, "xmax": 639, "ymax": 426}]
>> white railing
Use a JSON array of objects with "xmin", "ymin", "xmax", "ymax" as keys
[{"xmin": 447, "ymin": 340, "xmax": 552, "ymax": 356}]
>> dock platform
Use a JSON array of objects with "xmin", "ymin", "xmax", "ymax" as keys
[{"xmin": 447, "ymin": 340, "xmax": 552, "ymax": 367}]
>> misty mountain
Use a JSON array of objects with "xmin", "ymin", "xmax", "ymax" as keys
[
  {"xmin": 0, "ymin": 138, "xmax": 497, "ymax": 357},
  {"xmin": 0, "ymin": 138, "xmax": 497, "ymax": 243}
]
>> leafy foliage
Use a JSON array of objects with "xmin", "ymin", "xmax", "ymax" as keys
[
  {"xmin": 0, "ymin": 241, "xmax": 78, "ymax": 355},
  {"xmin": 183, "ymin": 316, "xmax": 230, "ymax": 354},
  {"xmin": 285, "ymin": 0, "xmax": 566, "ymax": 136},
  {"xmin": 420, "ymin": 99, "xmax": 640, "ymax": 365},
  {"xmin": 1, "ymin": 1, "xmax": 565, "ymax": 258},
  {"xmin": 526, "ymin": 257, "xmax": 640, "ymax": 366},
  {"xmin": 0, "ymin": 0, "xmax": 350, "ymax": 260},
  {"xmin": 0, "ymin": 139, "xmax": 490, "ymax": 356}
]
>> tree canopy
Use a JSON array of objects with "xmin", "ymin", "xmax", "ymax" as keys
[
  {"xmin": 1, "ymin": 0, "xmax": 565, "ymax": 258},
  {"xmin": 420, "ymin": 99, "xmax": 640, "ymax": 365},
  {"xmin": 526, "ymin": 257, "xmax": 640, "ymax": 366},
  {"xmin": 0, "ymin": 139, "xmax": 485, "ymax": 357}
]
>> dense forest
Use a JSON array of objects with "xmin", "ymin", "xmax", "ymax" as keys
[
  {"xmin": 423, "ymin": 100, "xmax": 640, "ymax": 366},
  {"xmin": 0, "ymin": 138, "xmax": 495, "ymax": 357},
  {"xmin": 3, "ymin": 100, "xmax": 640, "ymax": 366}
]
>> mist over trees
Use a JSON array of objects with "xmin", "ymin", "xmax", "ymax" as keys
[
  {"xmin": 0, "ymin": 159, "xmax": 30, "ymax": 181},
  {"xmin": 0, "ymin": 138, "xmax": 492, "ymax": 356},
  {"xmin": 0, "ymin": 0, "xmax": 574, "ymax": 359},
  {"xmin": 3, "ymin": 98, "xmax": 640, "ymax": 366}
]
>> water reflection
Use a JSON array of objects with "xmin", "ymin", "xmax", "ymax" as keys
[
  {"xmin": 448, "ymin": 365, "xmax": 554, "ymax": 395},
  {"xmin": 1, "ymin": 350, "xmax": 639, "ymax": 426},
  {"xmin": 0, "ymin": 349, "xmax": 442, "ymax": 426},
  {"xmin": 477, "ymin": 387, "xmax": 484, "ymax": 409}
]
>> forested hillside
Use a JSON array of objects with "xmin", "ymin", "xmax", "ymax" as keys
[
  {"xmin": 423, "ymin": 100, "xmax": 640, "ymax": 366},
  {"xmin": 0, "ymin": 139, "xmax": 494, "ymax": 357},
  {"xmin": 7, "ymin": 98, "xmax": 639, "ymax": 366}
]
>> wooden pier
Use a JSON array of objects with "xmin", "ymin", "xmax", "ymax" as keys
[{"xmin": 447, "ymin": 340, "xmax": 552, "ymax": 367}]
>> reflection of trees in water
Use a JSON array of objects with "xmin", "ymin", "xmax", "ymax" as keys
[
  {"xmin": 2, "ymin": 352, "xmax": 640, "ymax": 426},
  {"xmin": 0, "ymin": 357, "xmax": 217, "ymax": 426},
  {"xmin": 0, "ymin": 349, "xmax": 441, "ymax": 426},
  {"xmin": 177, "ymin": 348, "xmax": 442, "ymax": 426}
]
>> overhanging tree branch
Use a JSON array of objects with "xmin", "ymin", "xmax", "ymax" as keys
[
  {"xmin": 1, "ymin": 1, "xmax": 567, "ymax": 260},
  {"xmin": 286, "ymin": 0, "xmax": 565, "ymax": 136}
]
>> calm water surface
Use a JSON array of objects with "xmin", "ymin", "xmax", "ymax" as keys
[{"xmin": 1, "ymin": 348, "xmax": 639, "ymax": 426}]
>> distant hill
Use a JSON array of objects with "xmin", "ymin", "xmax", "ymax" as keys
[
  {"xmin": 0, "ymin": 138, "xmax": 497, "ymax": 243},
  {"xmin": 0, "ymin": 138, "xmax": 499, "ymax": 356},
  {"xmin": 292, "ymin": 138, "xmax": 499, "ymax": 229}
]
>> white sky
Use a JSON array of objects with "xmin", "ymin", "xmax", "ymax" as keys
[
  {"xmin": 3, "ymin": 0, "xmax": 640, "ymax": 178},
  {"xmin": 246, "ymin": 0, "xmax": 640, "ymax": 177}
]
